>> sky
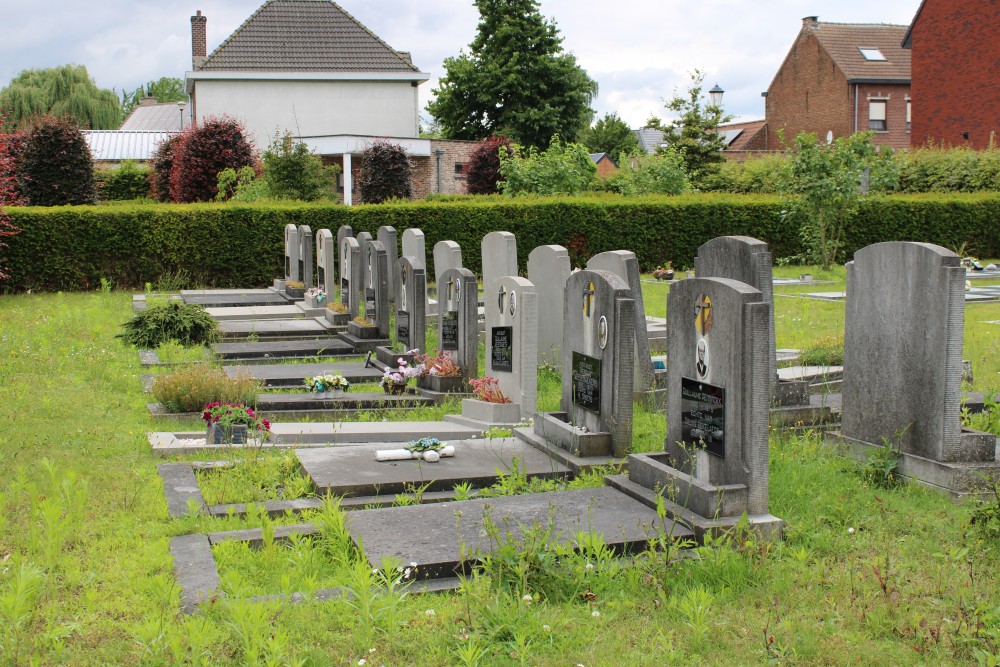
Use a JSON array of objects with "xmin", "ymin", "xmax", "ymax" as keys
[{"xmin": 0, "ymin": 0, "xmax": 921, "ymax": 129}]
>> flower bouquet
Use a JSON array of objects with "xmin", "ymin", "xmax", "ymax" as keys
[
  {"xmin": 202, "ymin": 402, "xmax": 270, "ymax": 444},
  {"xmin": 414, "ymin": 350, "xmax": 465, "ymax": 393},
  {"xmin": 304, "ymin": 287, "xmax": 326, "ymax": 308},
  {"xmin": 380, "ymin": 355, "xmax": 423, "ymax": 394},
  {"xmin": 652, "ymin": 262, "xmax": 675, "ymax": 281},
  {"xmin": 305, "ymin": 373, "xmax": 350, "ymax": 395}
]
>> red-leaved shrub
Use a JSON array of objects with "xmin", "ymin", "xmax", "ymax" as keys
[
  {"xmin": 0, "ymin": 120, "xmax": 23, "ymax": 280},
  {"xmin": 357, "ymin": 140, "xmax": 412, "ymax": 204},
  {"xmin": 465, "ymin": 136, "xmax": 512, "ymax": 195},
  {"xmin": 169, "ymin": 116, "xmax": 255, "ymax": 203},
  {"xmin": 149, "ymin": 134, "xmax": 181, "ymax": 202},
  {"xmin": 17, "ymin": 115, "xmax": 95, "ymax": 206}
]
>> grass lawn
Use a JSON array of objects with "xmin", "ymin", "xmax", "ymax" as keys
[{"xmin": 1, "ymin": 281, "xmax": 999, "ymax": 665}]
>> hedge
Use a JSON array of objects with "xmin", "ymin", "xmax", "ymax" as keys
[{"xmin": 2, "ymin": 193, "xmax": 999, "ymax": 292}]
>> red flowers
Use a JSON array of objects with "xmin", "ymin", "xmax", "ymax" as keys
[{"xmin": 202, "ymin": 402, "xmax": 270, "ymax": 431}]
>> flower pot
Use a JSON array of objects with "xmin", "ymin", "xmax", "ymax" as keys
[
  {"xmin": 325, "ymin": 310, "xmax": 349, "ymax": 325},
  {"xmin": 461, "ymin": 398, "xmax": 522, "ymax": 424},
  {"xmin": 382, "ymin": 382, "xmax": 408, "ymax": 395},
  {"xmin": 417, "ymin": 375, "xmax": 466, "ymax": 393},
  {"xmin": 347, "ymin": 321, "xmax": 380, "ymax": 339},
  {"xmin": 284, "ymin": 286, "xmax": 305, "ymax": 299},
  {"xmin": 206, "ymin": 423, "xmax": 248, "ymax": 444}
]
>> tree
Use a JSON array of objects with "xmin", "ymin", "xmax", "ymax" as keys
[
  {"xmin": 169, "ymin": 116, "xmax": 256, "ymax": 203},
  {"xmin": 465, "ymin": 136, "xmax": 512, "ymax": 195},
  {"xmin": 599, "ymin": 150, "xmax": 689, "ymax": 196},
  {"xmin": 659, "ymin": 70, "xmax": 733, "ymax": 184},
  {"xmin": 357, "ymin": 140, "xmax": 412, "ymax": 203},
  {"xmin": 0, "ymin": 65, "xmax": 121, "ymax": 131},
  {"xmin": 121, "ymin": 77, "xmax": 187, "ymax": 117},
  {"xmin": 426, "ymin": 0, "xmax": 597, "ymax": 149},
  {"xmin": 18, "ymin": 116, "xmax": 96, "ymax": 206},
  {"xmin": 580, "ymin": 112, "xmax": 639, "ymax": 163},
  {"xmin": 498, "ymin": 136, "xmax": 596, "ymax": 196},
  {"xmin": 149, "ymin": 134, "xmax": 182, "ymax": 202}
]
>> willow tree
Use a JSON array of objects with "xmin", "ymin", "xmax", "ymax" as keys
[{"xmin": 0, "ymin": 65, "xmax": 122, "ymax": 131}]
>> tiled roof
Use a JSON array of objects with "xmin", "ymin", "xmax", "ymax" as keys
[
  {"xmin": 716, "ymin": 120, "xmax": 767, "ymax": 151},
  {"xmin": 633, "ymin": 128, "xmax": 666, "ymax": 154},
  {"xmin": 120, "ymin": 103, "xmax": 191, "ymax": 132},
  {"xmin": 809, "ymin": 22, "xmax": 911, "ymax": 81},
  {"xmin": 200, "ymin": 0, "xmax": 419, "ymax": 72},
  {"xmin": 83, "ymin": 131, "xmax": 175, "ymax": 161}
]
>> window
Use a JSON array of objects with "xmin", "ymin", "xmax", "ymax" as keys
[
  {"xmin": 906, "ymin": 101, "xmax": 911, "ymax": 131},
  {"xmin": 859, "ymin": 48, "xmax": 887, "ymax": 61},
  {"xmin": 454, "ymin": 162, "xmax": 465, "ymax": 175},
  {"xmin": 869, "ymin": 100, "xmax": 887, "ymax": 131}
]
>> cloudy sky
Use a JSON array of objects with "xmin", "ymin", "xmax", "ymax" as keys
[{"xmin": 0, "ymin": 0, "xmax": 920, "ymax": 128}]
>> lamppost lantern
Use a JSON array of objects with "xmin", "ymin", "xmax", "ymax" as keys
[
  {"xmin": 709, "ymin": 84, "xmax": 725, "ymax": 108},
  {"xmin": 177, "ymin": 100, "xmax": 187, "ymax": 130}
]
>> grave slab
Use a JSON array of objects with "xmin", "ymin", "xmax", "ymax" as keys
[
  {"xmin": 297, "ymin": 437, "xmax": 569, "ymax": 497},
  {"xmin": 219, "ymin": 318, "xmax": 336, "ymax": 340},
  {"xmin": 211, "ymin": 339, "xmax": 354, "ymax": 362},
  {"xmin": 150, "ymin": 431, "xmax": 327, "ymax": 457},
  {"xmin": 205, "ymin": 305, "xmax": 303, "ymax": 321},
  {"xmin": 183, "ymin": 293, "xmax": 290, "ymax": 308},
  {"xmin": 268, "ymin": 420, "xmax": 482, "ymax": 445},
  {"xmin": 346, "ymin": 487, "xmax": 691, "ymax": 579},
  {"xmin": 223, "ymin": 362, "xmax": 382, "ymax": 387},
  {"xmin": 158, "ymin": 463, "xmax": 207, "ymax": 517},
  {"xmin": 170, "ymin": 534, "xmax": 221, "ymax": 613}
]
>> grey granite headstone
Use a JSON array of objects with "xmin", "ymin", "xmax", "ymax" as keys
[
  {"xmin": 298, "ymin": 225, "xmax": 314, "ymax": 288},
  {"xmin": 336, "ymin": 226, "xmax": 353, "ymax": 300},
  {"xmin": 840, "ymin": 242, "xmax": 992, "ymax": 463},
  {"xmin": 402, "ymin": 228, "xmax": 429, "ymax": 307},
  {"xmin": 586, "ymin": 250, "xmax": 655, "ymax": 392},
  {"xmin": 660, "ymin": 277, "xmax": 772, "ymax": 518},
  {"xmin": 433, "ymin": 241, "xmax": 463, "ymax": 294},
  {"xmin": 365, "ymin": 240, "xmax": 391, "ymax": 338},
  {"xmin": 695, "ymin": 236, "xmax": 776, "ymax": 391},
  {"xmin": 527, "ymin": 245, "xmax": 571, "ymax": 367},
  {"xmin": 485, "ymin": 276, "xmax": 538, "ymax": 419},
  {"xmin": 437, "ymin": 267, "xmax": 479, "ymax": 382},
  {"xmin": 377, "ymin": 226, "xmax": 399, "ymax": 303},
  {"xmin": 284, "ymin": 224, "xmax": 300, "ymax": 282},
  {"xmin": 339, "ymin": 236, "xmax": 361, "ymax": 318},
  {"xmin": 356, "ymin": 231, "xmax": 373, "ymax": 291},
  {"xmin": 316, "ymin": 229, "xmax": 335, "ymax": 296},
  {"xmin": 482, "ymin": 231, "xmax": 518, "ymax": 289},
  {"xmin": 395, "ymin": 256, "xmax": 426, "ymax": 353}
]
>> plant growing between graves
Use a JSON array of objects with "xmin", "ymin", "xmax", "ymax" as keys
[
  {"xmin": 117, "ymin": 300, "xmax": 220, "ymax": 348},
  {"xmin": 152, "ymin": 366, "xmax": 259, "ymax": 413},
  {"xmin": 195, "ymin": 453, "xmax": 312, "ymax": 505},
  {"xmin": 469, "ymin": 376, "xmax": 511, "ymax": 403}
]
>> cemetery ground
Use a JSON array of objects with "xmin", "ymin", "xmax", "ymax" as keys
[{"xmin": 1, "ymin": 266, "xmax": 1000, "ymax": 666}]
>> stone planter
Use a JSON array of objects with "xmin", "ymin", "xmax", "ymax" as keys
[
  {"xmin": 284, "ymin": 286, "xmax": 305, "ymax": 299},
  {"xmin": 347, "ymin": 321, "xmax": 380, "ymax": 339},
  {"xmin": 417, "ymin": 374, "xmax": 465, "ymax": 393},
  {"xmin": 304, "ymin": 294, "xmax": 326, "ymax": 309},
  {"xmin": 325, "ymin": 309, "xmax": 350, "ymax": 325},
  {"xmin": 461, "ymin": 398, "xmax": 522, "ymax": 424},
  {"xmin": 382, "ymin": 382, "xmax": 408, "ymax": 395},
  {"xmin": 206, "ymin": 423, "xmax": 248, "ymax": 444}
]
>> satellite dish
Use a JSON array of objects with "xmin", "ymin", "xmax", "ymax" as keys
[{"xmin": 826, "ymin": 130, "xmax": 834, "ymax": 144}]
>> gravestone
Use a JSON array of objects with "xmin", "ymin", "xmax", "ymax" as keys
[
  {"xmin": 394, "ymin": 256, "xmax": 426, "ymax": 354},
  {"xmin": 284, "ymin": 224, "xmax": 300, "ymax": 283},
  {"xmin": 402, "ymin": 228, "xmax": 429, "ymax": 307},
  {"xmin": 364, "ymin": 240, "xmax": 391, "ymax": 338},
  {"xmin": 482, "ymin": 231, "xmax": 518, "ymax": 290},
  {"xmin": 435, "ymin": 267, "xmax": 478, "ymax": 383},
  {"xmin": 433, "ymin": 240, "xmax": 463, "ymax": 296},
  {"xmin": 339, "ymin": 236, "xmax": 361, "ymax": 319},
  {"xmin": 335, "ymin": 225, "xmax": 354, "ymax": 297},
  {"xmin": 586, "ymin": 251, "xmax": 655, "ymax": 393},
  {"xmin": 356, "ymin": 231, "xmax": 373, "ymax": 290},
  {"xmin": 830, "ymin": 242, "xmax": 998, "ymax": 495},
  {"xmin": 315, "ymin": 229, "xmax": 335, "ymax": 296},
  {"xmin": 527, "ymin": 245, "xmax": 571, "ymax": 367},
  {"xmin": 298, "ymin": 225, "xmax": 314, "ymax": 289},
  {"xmin": 518, "ymin": 269, "xmax": 635, "ymax": 466},
  {"xmin": 608, "ymin": 275, "xmax": 781, "ymax": 539},
  {"xmin": 377, "ymin": 226, "xmax": 399, "ymax": 303}
]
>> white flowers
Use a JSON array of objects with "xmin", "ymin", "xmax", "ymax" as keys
[
  {"xmin": 543, "ymin": 624, "xmax": 551, "ymax": 632},
  {"xmin": 522, "ymin": 594, "xmax": 533, "ymax": 605},
  {"xmin": 585, "ymin": 562, "xmax": 594, "ymax": 571},
  {"xmin": 848, "ymin": 526, "xmax": 855, "ymax": 534},
  {"xmin": 591, "ymin": 610, "xmax": 601, "ymax": 618},
  {"xmin": 425, "ymin": 608, "xmax": 436, "ymax": 616},
  {"xmin": 357, "ymin": 659, "xmax": 366, "ymax": 665}
]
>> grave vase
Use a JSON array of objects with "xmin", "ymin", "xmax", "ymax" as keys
[
  {"xmin": 284, "ymin": 286, "xmax": 305, "ymax": 299},
  {"xmin": 347, "ymin": 320, "xmax": 380, "ymax": 339},
  {"xmin": 417, "ymin": 374, "xmax": 466, "ymax": 393},
  {"xmin": 206, "ymin": 423, "xmax": 248, "ymax": 444}
]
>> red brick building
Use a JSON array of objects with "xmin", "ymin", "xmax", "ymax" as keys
[
  {"xmin": 765, "ymin": 17, "xmax": 911, "ymax": 150},
  {"xmin": 902, "ymin": 0, "xmax": 1000, "ymax": 149}
]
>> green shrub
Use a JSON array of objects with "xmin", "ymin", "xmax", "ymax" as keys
[
  {"xmin": 798, "ymin": 333, "xmax": 844, "ymax": 366},
  {"xmin": 98, "ymin": 161, "xmax": 151, "ymax": 201},
  {"xmin": 117, "ymin": 301, "xmax": 220, "ymax": 348},
  {"xmin": 499, "ymin": 137, "xmax": 596, "ymax": 196},
  {"xmin": 597, "ymin": 151, "xmax": 688, "ymax": 195},
  {"xmin": 705, "ymin": 155, "xmax": 789, "ymax": 194},
  {"xmin": 152, "ymin": 366, "xmax": 259, "ymax": 413},
  {"xmin": 897, "ymin": 146, "xmax": 1000, "ymax": 193}
]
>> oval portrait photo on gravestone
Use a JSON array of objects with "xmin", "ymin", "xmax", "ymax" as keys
[{"xmin": 696, "ymin": 337, "xmax": 710, "ymax": 379}]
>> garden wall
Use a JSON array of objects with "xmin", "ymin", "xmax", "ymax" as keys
[{"xmin": 3, "ymin": 193, "xmax": 999, "ymax": 292}]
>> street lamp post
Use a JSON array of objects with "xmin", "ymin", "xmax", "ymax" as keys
[
  {"xmin": 177, "ymin": 101, "xmax": 187, "ymax": 130},
  {"xmin": 708, "ymin": 84, "xmax": 725, "ymax": 109}
]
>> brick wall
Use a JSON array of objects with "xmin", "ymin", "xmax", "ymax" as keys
[
  {"xmin": 909, "ymin": 0, "xmax": 1000, "ymax": 149},
  {"xmin": 766, "ymin": 29, "xmax": 853, "ymax": 149},
  {"xmin": 594, "ymin": 155, "xmax": 618, "ymax": 178},
  {"xmin": 856, "ymin": 83, "xmax": 912, "ymax": 150}
]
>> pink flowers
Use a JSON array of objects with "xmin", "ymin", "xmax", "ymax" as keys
[{"xmin": 202, "ymin": 402, "xmax": 270, "ymax": 432}]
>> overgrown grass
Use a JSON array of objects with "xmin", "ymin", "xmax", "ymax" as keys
[{"xmin": 1, "ymin": 288, "xmax": 1000, "ymax": 665}]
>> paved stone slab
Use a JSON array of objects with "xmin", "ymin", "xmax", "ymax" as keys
[
  {"xmin": 183, "ymin": 293, "xmax": 289, "ymax": 307},
  {"xmin": 219, "ymin": 318, "xmax": 335, "ymax": 340},
  {"xmin": 149, "ymin": 432, "xmax": 326, "ymax": 456},
  {"xmin": 180, "ymin": 289, "xmax": 276, "ymax": 296},
  {"xmin": 777, "ymin": 365, "xmax": 844, "ymax": 382},
  {"xmin": 252, "ymin": 391, "xmax": 434, "ymax": 411},
  {"xmin": 158, "ymin": 463, "xmax": 207, "ymax": 518},
  {"xmin": 170, "ymin": 534, "xmax": 221, "ymax": 613},
  {"xmin": 804, "ymin": 291, "xmax": 847, "ymax": 301},
  {"xmin": 269, "ymin": 420, "xmax": 481, "ymax": 444},
  {"xmin": 224, "ymin": 361, "xmax": 381, "ymax": 387},
  {"xmin": 205, "ymin": 305, "xmax": 304, "ymax": 321},
  {"xmin": 211, "ymin": 338, "xmax": 355, "ymax": 361},
  {"xmin": 346, "ymin": 487, "xmax": 689, "ymax": 579},
  {"xmin": 297, "ymin": 437, "xmax": 567, "ymax": 497}
]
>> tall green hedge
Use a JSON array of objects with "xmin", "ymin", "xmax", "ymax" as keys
[{"xmin": 3, "ymin": 193, "xmax": 999, "ymax": 292}]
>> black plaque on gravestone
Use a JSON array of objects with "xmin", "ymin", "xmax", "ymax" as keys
[
  {"xmin": 571, "ymin": 352, "xmax": 602, "ymax": 413},
  {"xmin": 491, "ymin": 326, "xmax": 513, "ymax": 372},
  {"xmin": 340, "ymin": 279, "xmax": 349, "ymax": 304},
  {"xmin": 298, "ymin": 259, "xmax": 304, "ymax": 281},
  {"xmin": 680, "ymin": 377, "xmax": 726, "ymax": 458},
  {"xmin": 396, "ymin": 311, "xmax": 409, "ymax": 344},
  {"xmin": 441, "ymin": 311, "xmax": 459, "ymax": 350},
  {"xmin": 318, "ymin": 266, "xmax": 325, "ymax": 287},
  {"xmin": 365, "ymin": 288, "xmax": 376, "ymax": 314},
  {"xmin": 285, "ymin": 256, "xmax": 291, "ymax": 279}
]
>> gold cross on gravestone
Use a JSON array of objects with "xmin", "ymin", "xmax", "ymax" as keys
[
  {"xmin": 498, "ymin": 285, "xmax": 507, "ymax": 313},
  {"xmin": 583, "ymin": 281, "xmax": 595, "ymax": 317},
  {"xmin": 695, "ymin": 294, "xmax": 713, "ymax": 336}
]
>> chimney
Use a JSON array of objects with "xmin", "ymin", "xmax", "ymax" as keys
[
  {"xmin": 802, "ymin": 16, "xmax": 819, "ymax": 29},
  {"xmin": 140, "ymin": 96, "xmax": 158, "ymax": 107},
  {"xmin": 191, "ymin": 10, "xmax": 207, "ymax": 69}
]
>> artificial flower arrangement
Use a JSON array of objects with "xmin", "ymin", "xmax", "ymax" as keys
[
  {"xmin": 380, "ymin": 354, "xmax": 423, "ymax": 393},
  {"xmin": 305, "ymin": 287, "xmax": 326, "ymax": 303},
  {"xmin": 651, "ymin": 262, "xmax": 675, "ymax": 281},
  {"xmin": 304, "ymin": 373, "xmax": 350, "ymax": 393},
  {"xmin": 202, "ymin": 402, "xmax": 270, "ymax": 443},
  {"xmin": 468, "ymin": 376, "xmax": 511, "ymax": 404},
  {"xmin": 414, "ymin": 350, "xmax": 463, "ymax": 377}
]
